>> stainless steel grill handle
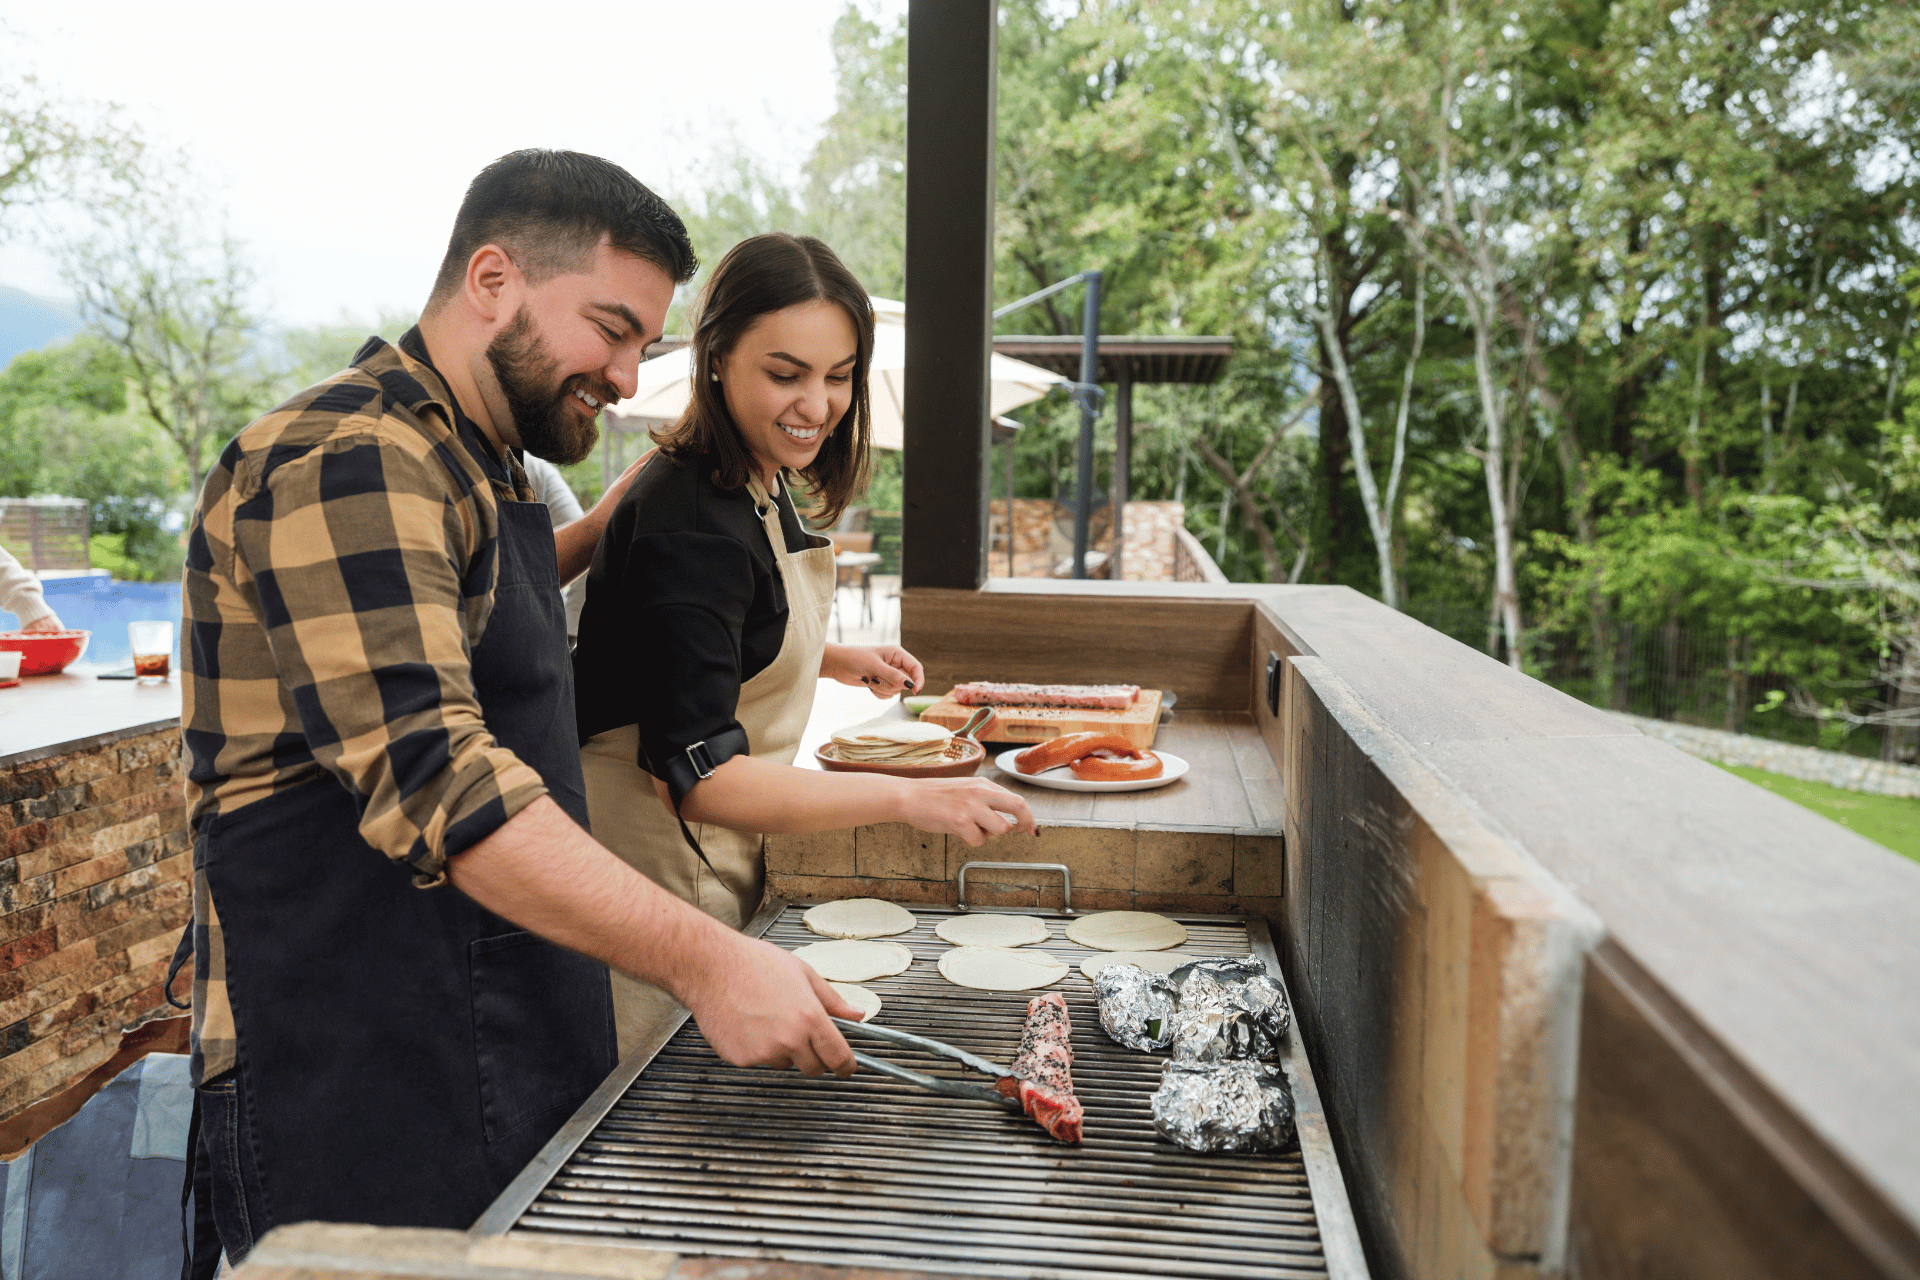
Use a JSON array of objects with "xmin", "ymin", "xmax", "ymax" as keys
[{"xmin": 955, "ymin": 860, "xmax": 1074, "ymax": 913}]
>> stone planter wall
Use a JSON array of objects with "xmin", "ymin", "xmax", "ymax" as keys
[{"xmin": 987, "ymin": 499, "xmax": 1185, "ymax": 581}]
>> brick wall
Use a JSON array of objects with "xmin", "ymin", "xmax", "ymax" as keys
[{"xmin": 0, "ymin": 729, "xmax": 189, "ymax": 1121}]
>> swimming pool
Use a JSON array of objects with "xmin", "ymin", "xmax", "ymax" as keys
[{"xmin": 5, "ymin": 576, "xmax": 182, "ymax": 670}]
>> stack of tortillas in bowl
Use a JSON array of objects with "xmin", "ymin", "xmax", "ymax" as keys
[{"xmin": 831, "ymin": 719, "xmax": 952, "ymax": 764}]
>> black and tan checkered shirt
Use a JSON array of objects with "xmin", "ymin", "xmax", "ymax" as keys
[{"xmin": 182, "ymin": 330, "xmax": 549, "ymax": 1081}]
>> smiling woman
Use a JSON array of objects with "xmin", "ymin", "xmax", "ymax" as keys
[
  {"xmin": 649, "ymin": 233, "xmax": 874, "ymax": 525},
  {"xmin": 572, "ymin": 234, "xmax": 1038, "ymax": 1055}
]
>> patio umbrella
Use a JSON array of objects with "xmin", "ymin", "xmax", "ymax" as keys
[{"xmin": 607, "ymin": 297, "xmax": 1065, "ymax": 449}]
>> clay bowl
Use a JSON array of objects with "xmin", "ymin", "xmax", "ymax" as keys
[
  {"xmin": 814, "ymin": 738, "xmax": 986, "ymax": 779},
  {"xmin": 0, "ymin": 630, "xmax": 91, "ymax": 676}
]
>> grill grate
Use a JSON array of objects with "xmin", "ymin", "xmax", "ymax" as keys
[{"xmin": 481, "ymin": 904, "xmax": 1358, "ymax": 1279}]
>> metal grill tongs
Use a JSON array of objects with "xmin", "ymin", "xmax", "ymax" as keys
[{"xmin": 830, "ymin": 1016, "xmax": 1021, "ymax": 1109}]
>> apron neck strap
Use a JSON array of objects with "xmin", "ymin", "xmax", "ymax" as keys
[{"xmin": 746, "ymin": 467, "xmax": 789, "ymax": 522}]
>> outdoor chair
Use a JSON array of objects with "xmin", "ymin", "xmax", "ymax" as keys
[{"xmin": 826, "ymin": 531, "xmax": 881, "ymax": 640}]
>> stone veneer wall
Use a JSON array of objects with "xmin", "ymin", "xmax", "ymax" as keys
[
  {"xmin": 987, "ymin": 499, "xmax": 1184, "ymax": 582},
  {"xmin": 764, "ymin": 819, "xmax": 1284, "ymax": 919},
  {"xmin": 0, "ymin": 729, "xmax": 189, "ymax": 1121}
]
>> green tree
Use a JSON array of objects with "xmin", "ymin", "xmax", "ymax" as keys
[
  {"xmin": 0, "ymin": 334, "xmax": 187, "ymax": 579},
  {"xmin": 63, "ymin": 192, "xmax": 273, "ymax": 499},
  {"xmin": 0, "ymin": 43, "xmax": 143, "ymax": 238}
]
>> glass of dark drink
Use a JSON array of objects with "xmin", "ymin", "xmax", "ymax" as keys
[{"xmin": 128, "ymin": 621, "xmax": 173, "ymax": 685}]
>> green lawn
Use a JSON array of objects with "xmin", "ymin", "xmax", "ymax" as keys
[{"xmin": 1714, "ymin": 763, "xmax": 1920, "ymax": 865}]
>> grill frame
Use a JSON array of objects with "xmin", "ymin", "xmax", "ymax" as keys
[{"xmin": 472, "ymin": 902, "xmax": 1367, "ymax": 1279}]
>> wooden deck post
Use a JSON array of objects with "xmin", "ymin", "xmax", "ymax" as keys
[{"xmin": 902, "ymin": 0, "xmax": 997, "ymax": 590}]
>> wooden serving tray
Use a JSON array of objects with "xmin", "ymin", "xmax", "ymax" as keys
[{"xmin": 918, "ymin": 688, "xmax": 1162, "ymax": 748}]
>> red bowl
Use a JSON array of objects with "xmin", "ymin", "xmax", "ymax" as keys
[{"xmin": 0, "ymin": 630, "xmax": 91, "ymax": 676}]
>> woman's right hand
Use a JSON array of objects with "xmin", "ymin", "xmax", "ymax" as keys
[{"xmin": 895, "ymin": 777, "xmax": 1038, "ymax": 846}]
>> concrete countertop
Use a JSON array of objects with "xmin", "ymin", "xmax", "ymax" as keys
[{"xmin": 0, "ymin": 670, "xmax": 182, "ymax": 768}]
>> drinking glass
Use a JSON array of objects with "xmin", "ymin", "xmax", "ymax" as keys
[{"xmin": 128, "ymin": 621, "xmax": 173, "ymax": 685}]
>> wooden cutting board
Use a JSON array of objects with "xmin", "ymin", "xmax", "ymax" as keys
[{"xmin": 919, "ymin": 688, "xmax": 1162, "ymax": 748}]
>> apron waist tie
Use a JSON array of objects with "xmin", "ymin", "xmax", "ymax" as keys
[{"xmin": 165, "ymin": 917, "xmax": 194, "ymax": 1011}]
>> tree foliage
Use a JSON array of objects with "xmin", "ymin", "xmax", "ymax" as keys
[
  {"xmin": 0, "ymin": 42, "xmax": 143, "ymax": 239},
  {"xmin": 691, "ymin": 0, "xmax": 1917, "ymax": 747},
  {"xmin": 0, "ymin": 333, "xmax": 186, "ymax": 579}
]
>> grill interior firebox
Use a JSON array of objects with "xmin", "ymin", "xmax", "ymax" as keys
[{"xmin": 475, "ymin": 902, "xmax": 1366, "ymax": 1280}]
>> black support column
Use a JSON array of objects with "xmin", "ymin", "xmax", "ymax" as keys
[
  {"xmin": 902, "ymin": 0, "xmax": 997, "ymax": 590},
  {"xmin": 1110, "ymin": 364, "xmax": 1132, "ymax": 580}
]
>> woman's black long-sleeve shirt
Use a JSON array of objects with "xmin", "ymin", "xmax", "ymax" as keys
[{"xmin": 572, "ymin": 452, "xmax": 813, "ymax": 805}]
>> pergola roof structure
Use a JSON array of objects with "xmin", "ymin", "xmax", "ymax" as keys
[
  {"xmin": 642, "ymin": 334, "xmax": 1233, "ymax": 385},
  {"xmin": 987, "ymin": 335, "xmax": 1232, "ymax": 385}
]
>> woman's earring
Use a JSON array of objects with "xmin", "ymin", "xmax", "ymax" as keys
[{"xmin": 709, "ymin": 368, "xmax": 720, "ymax": 382}]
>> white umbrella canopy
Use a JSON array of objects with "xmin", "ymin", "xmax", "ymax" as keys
[{"xmin": 608, "ymin": 296, "xmax": 1064, "ymax": 450}]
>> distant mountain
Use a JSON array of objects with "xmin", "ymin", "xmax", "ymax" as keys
[{"xmin": 0, "ymin": 284, "xmax": 84, "ymax": 370}]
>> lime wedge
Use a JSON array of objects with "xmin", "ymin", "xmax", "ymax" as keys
[{"xmin": 902, "ymin": 694, "xmax": 938, "ymax": 716}]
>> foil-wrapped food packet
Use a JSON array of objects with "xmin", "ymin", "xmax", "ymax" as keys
[
  {"xmin": 1167, "ymin": 1006, "xmax": 1261, "ymax": 1062},
  {"xmin": 1152, "ymin": 1059, "xmax": 1296, "ymax": 1153},
  {"xmin": 1092, "ymin": 964, "xmax": 1178, "ymax": 1051},
  {"xmin": 1168, "ymin": 956, "xmax": 1291, "ymax": 1060}
]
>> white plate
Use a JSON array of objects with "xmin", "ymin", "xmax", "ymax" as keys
[{"xmin": 993, "ymin": 748, "xmax": 1189, "ymax": 793}]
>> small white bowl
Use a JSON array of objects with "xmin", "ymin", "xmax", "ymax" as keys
[{"xmin": 0, "ymin": 651, "xmax": 22, "ymax": 683}]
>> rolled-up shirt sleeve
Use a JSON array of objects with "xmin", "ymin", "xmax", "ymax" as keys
[
  {"xmin": 619, "ymin": 531, "xmax": 760, "ymax": 807},
  {"xmin": 227, "ymin": 433, "xmax": 548, "ymax": 885}
]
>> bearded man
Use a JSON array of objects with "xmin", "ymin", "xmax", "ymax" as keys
[{"xmin": 173, "ymin": 150, "xmax": 859, "ymax": 1271}]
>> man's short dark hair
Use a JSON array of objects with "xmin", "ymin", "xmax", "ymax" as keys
[{"xmin": 428, "ymin": 149, "xmax": 698, "ymax": 305}]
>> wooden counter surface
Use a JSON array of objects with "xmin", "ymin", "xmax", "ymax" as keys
[
  {"xmin": 231, "ymin": 1222, "xmax": 992, "ymax": 1280},
  {"xmin": 978, "ymin": 708, "xmax": 1282, "ymax": 833}
]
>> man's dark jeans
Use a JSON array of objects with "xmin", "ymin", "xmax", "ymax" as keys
[{"xmin": 194, "ymin": 1072, "xmax": 267, "ymax": 1269}]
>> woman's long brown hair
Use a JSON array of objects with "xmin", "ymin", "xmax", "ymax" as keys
[{"xmin": 651, "ymin": 233, "xmax": 873, "ymax": 525}]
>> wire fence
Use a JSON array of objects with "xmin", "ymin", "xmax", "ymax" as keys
[{"xmin": 1405, "ymin": 601, "xmax": 1896, "ymax": 762}]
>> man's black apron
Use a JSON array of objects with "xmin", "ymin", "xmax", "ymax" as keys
[{"xmin": 182, "ymin": 492, "xmax": 614, "ymax": 1243}]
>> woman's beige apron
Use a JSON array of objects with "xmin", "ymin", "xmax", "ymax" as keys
[{"xmin": 581, "ymin": 468, "xmax": 837, "ymax": 1057}]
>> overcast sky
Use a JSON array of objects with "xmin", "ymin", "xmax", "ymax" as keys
[{"xmin": 2, "ymin": 0, "xmax": 901, "ymax": 327}]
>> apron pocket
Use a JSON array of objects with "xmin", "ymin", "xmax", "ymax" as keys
[{"xmin": 468, "ymin": 931, "xmax": 614, "ymax": 1143}]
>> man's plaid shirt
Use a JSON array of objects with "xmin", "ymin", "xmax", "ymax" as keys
[{"xmin": 182, "ymin": 330, "xmax": 551, "ymax": 1081}]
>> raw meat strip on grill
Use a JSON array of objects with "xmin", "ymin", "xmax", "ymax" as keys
[
  {"xmin": 951, "ymin": 682, "xmax": 1140, "ymax": 710},
  {"xmin": 996, "ymin": 991, "xmax": 1084, "ymax": 1142}
]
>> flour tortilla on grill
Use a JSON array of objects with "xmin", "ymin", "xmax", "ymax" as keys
[
  {"xmin": 937, "ymin": 945, "xmax": 1069, "ymax": 991},
  {"xmin": 1064, "ymin": 911, "xmax": 1188, "ymax": 952},
  {"xmin": 1079, "ymin": 950, "xmax": 1196, "ymax": 980},
  {"xmin": 803, "ymin": 898, "xmax": 916, "ymax": 939},
  {"xmin": 828, "ymin": 982, "xmax": 884, "ymax": 1022},
  {"xmin": 934, "ymin": 913, "xmax": 1051, "ymax": 948},
  {"xmin": 792, "ymin": 940, "xmax": 915, "ymax": 983}
]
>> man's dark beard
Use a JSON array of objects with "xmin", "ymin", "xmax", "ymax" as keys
[{"xmin": 484, "ymin": 306, "xmax": 609, "ymax": 466}]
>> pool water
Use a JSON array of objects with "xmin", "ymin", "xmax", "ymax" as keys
[{"xmin": 4, "ymin": 576, "xmax": 182, "ymax": 671}]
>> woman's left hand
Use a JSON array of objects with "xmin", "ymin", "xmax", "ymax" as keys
[{"xmin": 821, "ymin": 643, "xmax": 925, "ymax": 698}]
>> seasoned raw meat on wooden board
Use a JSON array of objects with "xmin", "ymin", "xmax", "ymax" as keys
[
  {"xmin": 995, "ymin": 991, "xmax": 1084, "ymax": 1142},
  {"xmin": 952, "ymin": 681, "xmax": 1140, "ymax": 710},
  {"xmin": 920, "ymin": 688, "xmax": 1162, "ymax": 749}
]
